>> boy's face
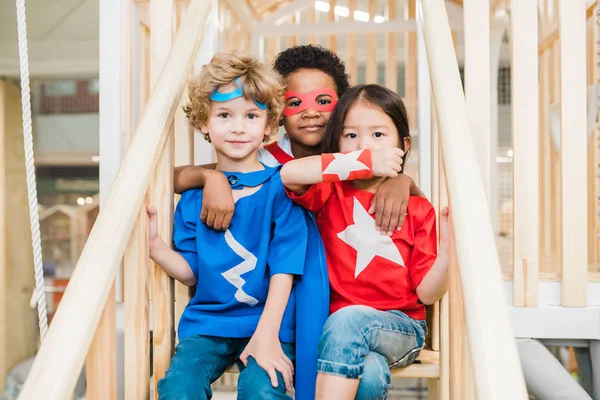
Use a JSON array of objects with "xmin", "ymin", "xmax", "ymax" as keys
[
  {"xmin": 201, "ymin": 90, "xmax": 269, "ymax": 162},
  {"xmin": 282, "ymin": 69, "xmax": 338, "ymax": 148}
]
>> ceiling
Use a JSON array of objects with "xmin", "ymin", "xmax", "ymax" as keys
[
  {"xmin": 0, "ymin": 0, "xmax": 471, "ymax": 79},
  {"xmin": 0, "ymin": 0, "xmax": 99, "ymax": 77}
]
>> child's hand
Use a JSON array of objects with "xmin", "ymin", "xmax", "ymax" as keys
[
  {"xmin": 201, "ymin": 171, "xmax": 235, "ymax": 231},
  {"xmin": 371, "ymin": 147, "xmax": 404, "ymax": 178},
  {"xmin": 369, "ymin": 174, "xmax": 413, "ymax": 235},
  {"xmin": 440, "ymin": 206, "xmax": 450, "ymax": 249},
  {"xmin": 240, "ymin": 332, "xmax": 294, "ymax": 391}
]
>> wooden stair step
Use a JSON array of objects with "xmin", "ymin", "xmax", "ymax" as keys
[
  {"xmin": 391, "ymin": 348, "xmax": 440, "ymax": 379},
  {"xmin": 226, "ymin": 348, "xmax": 440, "ymax": 379}
]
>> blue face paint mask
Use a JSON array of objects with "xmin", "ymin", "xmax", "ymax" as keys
[{"xmin": 209, "ymin": 77, "xmax": 267, "ymax": 110}]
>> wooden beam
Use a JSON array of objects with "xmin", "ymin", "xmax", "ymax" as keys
[
  {"xmin": 306, "ymin": 5, "xmax": 317, "ymax": 45},
  {"xmin": 150, "ymin": 0, "xmax": 175, "ymax": 392},
  {"xmin": 0, "ymin": 79, "xmax": 5, "ymax": 393},
  {"xmin": 366, "ymin": 0, "xmax": 378, "ymax": 84},
  {"xmin": 259, "ymin": 18, "xmax": 463, "ymax": 37},
  {"xmin": 589, "ymin": 0, "xmax": 599, "ymax": 268},
  {"xmin": 225, "ymin": 0, "xmax": 257, "ymax": 30},
  {"xmin": 86, "ymin": 0, "xmax": 124, "ymax": 394},
  {"xmin": 347, "ymin": 0, "xmax": 358, "ymax": 85},
  {"xmin": 328, "ymin": 0, "xmax": 336, "ymax": 51},
  {"xmin": 123, "ymin": 207, "xmax": 151, "ymax": 399},
  {"xmin": 464, "ymin": 0, "xmax": 491, "ymax": 202},
  {"xmin": 257, "ymin": 0, "xmax": 314, "ymax": 27},
  {"xmin": 539, "ymin": 51, "xmax": 552, "ymax": 254},
  {"xmin": 405, "ymin": 0, "xmax": 417, "ymax": 125},
  {"xmin": 560, "ymin": 0, "xmax": 588, "ymax": 307},
  {"xmin": 386, "ymin": 0, "xmax": 398, "ymax": 91},
  {"xmin": 511, "ymin": 0, "xmax": 539, "ymax": 308},
  {"xmin": 87, "ymin": 286, "xmax": 117, "ymax": 400},
  {"xmin": 539, "ymin": 1, "xmax": 597, "ymax": 55}
]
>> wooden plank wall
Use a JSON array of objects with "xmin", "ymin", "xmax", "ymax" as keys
[{"xmin": 0, "ymin": 79, "xmax": 37, "ymax": 390}]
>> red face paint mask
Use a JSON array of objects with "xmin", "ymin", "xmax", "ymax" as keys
[{"xmin": 283, "ymin": 88, "xmax": 338, "ymax": 117}]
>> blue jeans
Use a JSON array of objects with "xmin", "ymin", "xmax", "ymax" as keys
[
  {"xmin": 157, "ymin": 334, "xmax": 295, "ymax": 400},
  {"xmin": 317, "ymin": 305, "xmax": 427, "ymax": 400}
]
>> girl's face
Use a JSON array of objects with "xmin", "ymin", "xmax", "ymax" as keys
[
  {"xmin": 339, "ymin": 103, "xmax": 410, "ymax": 153},
  {"xmin": 282, "ymin": 69, "xmax": 338, "ymax": 148}
]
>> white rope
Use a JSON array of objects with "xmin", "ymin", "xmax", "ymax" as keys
[{"xmin": 15, "ymin": 0, "xmax": 48, "ymax": 341}]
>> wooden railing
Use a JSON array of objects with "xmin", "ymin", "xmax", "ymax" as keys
[
  {"xmin": 17, "ymin": 1, "xmax": 211, "ymax": 398},
  {"xmin": 420, "ymin": 0, "xmax": 528, "ymax": 398}
]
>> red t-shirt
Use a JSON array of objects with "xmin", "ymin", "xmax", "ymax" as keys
[{"xmin": 288, "ymin": 181, "xmax": 437, "ymax": 320}]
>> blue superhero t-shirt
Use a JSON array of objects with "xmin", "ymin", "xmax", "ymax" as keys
[{"xmin": 174, "ymin": 164, "xmax": 307, "ymax": 343}]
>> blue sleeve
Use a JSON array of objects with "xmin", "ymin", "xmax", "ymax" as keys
[
  {"xmin": 268, "ymin": 182, "xmax": 308, "ymax": 277},
  {"xmin": 173, "ymin": 190, "xmax": 200, "ymax": 280}
]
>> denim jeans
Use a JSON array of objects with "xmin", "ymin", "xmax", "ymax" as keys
[
  {"xmin": 157, "ymin": 334, "xmax": 295, "ymax": 400},
  {"xmin": 317, "ymin": 305, "xmax": 427, "ymax": 400}
]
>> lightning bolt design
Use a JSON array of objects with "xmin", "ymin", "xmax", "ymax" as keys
[{"xmin": 222, "ymin": 229, "xmax": 259, "ymax": 306}]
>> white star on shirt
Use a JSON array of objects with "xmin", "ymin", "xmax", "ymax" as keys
[
  {"xmin": 337, "ymin": 197, "xmax": 405, "ymax": 278},
  {"xmin": 322, "ymin": 151, "xmax": 370, "ymax": 181}
]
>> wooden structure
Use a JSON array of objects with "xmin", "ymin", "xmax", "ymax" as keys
[{"xmin": 1, "ymin": 0, "xmax": 597, "ymax": 399}]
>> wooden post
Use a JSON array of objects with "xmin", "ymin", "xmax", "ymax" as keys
[
  {"xmin": 464, "ymin": 0, "xmax": 491, "ymax": 202},
  {"xmin": 307, "ymin": 6, "xmax": 317, "ymax": 45},
  {"xmin": 267, "ymin": 36, "xmax": 280, "ymax": 63},
  {"xmin": 587, "ymin": 11, "xmax": 599, "ymax": 267},
  {"xmin": 288, "ymin": 13, "xmax": 299, "ymax": 47},
  {"xmin": 87, "ymin": 287, "xmax": 117, "ymax": 400},
  {"xmin": 87, "ymin": 0, "xmax": 125, "ymax": 395},
  {"xmin": 417, "ymin": 0, "xmax": 432, "ymax": 197},
  {"xmin": 123, "ymin": 1, "xmax": 152, "ymax": 398},
  {"xmin": 0, "ymin": 80, "xmax": 4, "ymax": 391},
  {"xmin": 540, "ymin": 49, "xmax": 553, "ymax": 255},
  {"xmin": 511, "ymin": 0, "xmax": 539, "ymax": 307},
  {"xmin": 328, "ymin": 0, "xmax": 336, "ymax": 51},
  {"xmin": 150, "ymin": 0, "xmax": 175, "ymax": 391},
  {"xmin": 366, "ymin": 0, "xmax": 378, "ymax": 84},
  {"xmin": 347, "ymin": 0, "xmax": 358, "ymax": 85},
  {"xmin": 385, "ymin": 0, "xmax": 397, "ymax": 91},
  {"xmin": 123, "ymin": 206, "xmax": 151, "ymax": 399},
  {"xmin": 559, "ymin": 0, "xmax": 588, "ymax": 306},
  {"xmin": 405, "ymin": 0, "xmax": 417, "ymax": 126}
]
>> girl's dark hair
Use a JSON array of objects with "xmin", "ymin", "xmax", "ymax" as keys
[
  {"xmin": 321, "ymin": 84, "xmax": 411, "ymax": 165},
  {"xmin": 273, "ymin": 45, "xmax": 351, "ymax": 96}
]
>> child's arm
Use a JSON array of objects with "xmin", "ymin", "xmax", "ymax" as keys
[
  {"xmin": 416, "ymin": 207, "xmax": 450, "ymax": 305},
  {"xmin": 174, "ymin": 164, "xmax": 235, "ymax": 231},
  {"xmin": 280, "ymin": 147, "xmax": 405, "ymax": 194},
  {"xmin": 369, "ymin": 174, "xmax": 426, "ymax": 235},
  {"xmin": 173, "ymin": 164, "xmax": 216, "ymax": 193},
  {"xmin": 239, "ymin": 182, "xmax": 313, "ymax": 391},
  {"xmin": 240, "ymin": 274, "xmax": 295, "ymax": 391},
  {"xmin": 147, "ymin": 206, "xmax": 197, "ymax": 286}
]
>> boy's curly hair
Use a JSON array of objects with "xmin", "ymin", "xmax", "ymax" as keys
[
  {"xmin": 273, "ymin": 45, "xmax": 351, "ymax": 96},
  {"xmin": 184, "ymin": 53, "xmax": 285, "ymax": 141}
]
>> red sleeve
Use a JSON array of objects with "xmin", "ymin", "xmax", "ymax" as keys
[
  {"xmin": 285, "ymin": 182, "xmax": 333, "ymax": 213},
  {"xmin": 409, "ymin": 199, "xmax": 438, "ymax": 290}
]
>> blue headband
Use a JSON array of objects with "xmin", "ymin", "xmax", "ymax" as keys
[{"xmin": 209, "ymin": 78, "xmax": 267, "ymax": 110}]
